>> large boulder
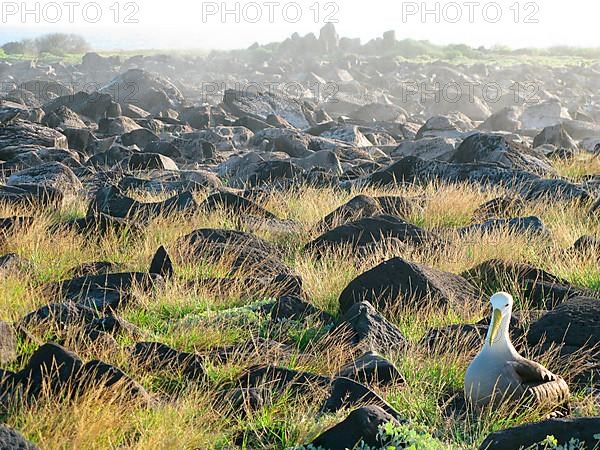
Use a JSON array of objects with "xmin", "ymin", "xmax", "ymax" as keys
[
  {"xmin": 223, "ymin": 89, "xmax": 315, "ymax": 130},
  {"xmin": 451, "ymin": 133, "xmax": 552, "ymax": 175},
  {"xmin": 533, "ymin": 124, "xmax": 578, "ymax": 152},
  {"xmin": 392, "ymin": 137, "xmax": 457, "ymax": 161},
  {"xmin": 0, "ymin": 120, "xmax": 68, "ymax": 156},
  {"xmin": 100, "ymin": 69, "xmax": 184, "ymax": 112},
  {"xmin": 43, "ymin": 91, "xmax": 117, "ymax": 122},
  {"xmin": 42, "ymin": 105, "xmax": 87, "ymax": 129},
  {"xmin": 339, "ymin": 257, "xmax": 480, "ymax": 314},
  {"xmin": 7, "ymin": 162, "xmax": 82, "ymax": 197},
  {"xmin": 520, "ymin": 100, "xmax": 571, "ymax": 130}
]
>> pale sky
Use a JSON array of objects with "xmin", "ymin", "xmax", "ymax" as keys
[{"xmin": 1, "ymin": 0, "xmax": 598, "ymax": 50}]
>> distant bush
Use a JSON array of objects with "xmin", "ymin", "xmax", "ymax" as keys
[
  {"xmin": 1, "ymin": 33, "xmax": 89, "ymax": 56},
  {"xmin": 34, "ymin": 33, "xmax": 90, "ymax": 55},
  {"xmin": 1, "ymin": 40, "xmax": 31, "ymax": 55}
]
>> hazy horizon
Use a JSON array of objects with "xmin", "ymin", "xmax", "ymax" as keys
[{"xmin": 1, "ymin": 0, "xmax": 599, "ymax": 52}]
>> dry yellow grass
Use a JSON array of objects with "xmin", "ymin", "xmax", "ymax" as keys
[{"xmin": 0, "ymin": 176, "xmax": 598, "ymax": 449}]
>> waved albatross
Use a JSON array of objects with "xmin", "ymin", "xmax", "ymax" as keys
[{"xmin": 464, "ymin": 292, "xmax": 569, "ymax": 410}]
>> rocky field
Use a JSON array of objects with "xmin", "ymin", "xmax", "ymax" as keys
[{"xmin": 0, "ymin": 25, "xmax": 599, "ymax": 450}]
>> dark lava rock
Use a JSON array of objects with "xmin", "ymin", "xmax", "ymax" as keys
[
  {"xmin": 78, "ymin": 360, "xmax": 150, "ymax": 404},
  {"xmin": 0, "ymin": 425, "xmax": 39, "ymax": 450},
  {"xmin": 44, "ymin": 91, "xmax": 116, "ymax": 122},
  {"xmin": 321, "ymin": 377, "xmax": 403, "ymax": 419},
  {"xmin": 88, "ymin": 185, "xmax": 197, "ymax": 220},
  {"xmin": 54, "ymin": 272, "xmax": 162, "ymax": 301},
  {"xmin": 176, "ymin": 228, "xmax": 279, "ymax": 257},
  {"xmin": 333, "ymin": 302, "xmax": 407, "ymax": 353},
  {"xmin": 337, "ymin": 351, "xmax": 403, "ymax": 386},
  {"xmin": 527, "ymin": 297, "xmax": 600, "ymax": 357},
  {"xmin": 7, "ymin": 162, "xmax": 82, "ymax": 197},
  {"xmin": 0, "ymin": 253, "xmax": 30, "ymax": 273},
  {"xmin": 523, "ymin": 280, "xmax": 598, "ymax": 310},
  {"xmin": 479, "ymin": 417, "xmax": 600, "ymax": 450},
  {"xmin": 422, "ymin": 323, "xmax": 488, "ymax": 353},
  {"xmin": 67, "ymin": 261, "xmax": 122, "ymax": 278},
  {"xmin": 0, "ymin": 321, "xmax": 17, "ymax": 364},
  {"xmin": 339, "ymin": 257, "xmax": 480, "ymax": 314},
  {"xmin": 457, "ymin": 216, "xmax": 548, "ymax": 237},
  {"xmin": 473, "ymin": 196, "xmax": 525, "ymax": 220},
  {"xmin": 572, "ymin": 235, "xmax": 600, "ymax": 254},
  {"xmin": 19, "ymin": 302, "xmax": 98, "ymax": 336},
  {"xmin": 200, "ymin": 192, "xmax": 276, "ymax": 219},
  {"xmin": 56, "ymin": 213, "xmax": 143, "ymax": 238},
  {"xmin": 126, "ymin": 153, "xmax": 178, "ymax": 172},
  {"xmin": 365, "ymin": 157, "xmax": 590, "ymax": 203},
  {"xmin": 149, "ymin": 246, "xmax": 174, "ymax": 279},
  {"xmin": 243, "ymin": 160, "xmax": 306, "ymax": 188},
  {"xmin": 0, "ymin": 217, "xmax": 34, "ymax": 235},
  {"xmin": 533, "ymin": 124, "xmax": 578, "ymax": 152},
  {"xmin": 144, "ymin": 141, "xmax": 182, "ymax": 159},
  {"xmin": 130, "ymin": 342, "xmax": 205, "ymax": 381},
  {"xmin": 451, "ymin": 133, "xmax": 552, "ymax": 175},
  {"xmin": 315, "ymin": 195, "xmax": 384, "ymax": 231},
  {"xmin": 306, "ymin": 215, "xmax": 438, "ymax": 255},
  {"xmin": 4, "ymin": 343, "xmax": 83, "ymax": 400},
  {"xmin": 270, "ymin": 296, "xmax": 333, "ymax": 323},
  {"xmin": 0, "ymin": 185, "xmax": 64, "ymax": 209},
  {"xmin": 0, "ymin": 119, "xmax": 68, "ymax": 150},
  {"xmin": 223, "ymin": 88, "xmax": 315, "ymax": 130},
  {"xmin": 311, "ymin": 405, "xmax": 399, "ymax": 450},
  {"xmin": 237, "ymin": 365, "xmax": 329, "ymax": 393},
  {"xmin": 121, "ymin": 128, "xmax": 159, "ymax": 149},
  {"xmin": 462, "ymin": 259, "xmax": 567, "ymax": 292}
]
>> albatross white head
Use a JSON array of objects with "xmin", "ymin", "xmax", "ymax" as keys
[{"xmin": 486, "ymin": 292, "xmax": 514, "ymax": 349}]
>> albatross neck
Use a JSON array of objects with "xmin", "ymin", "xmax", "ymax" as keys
[{"xmin": 485, "ymin": 309, "xmax": 518, "ymax": 356}]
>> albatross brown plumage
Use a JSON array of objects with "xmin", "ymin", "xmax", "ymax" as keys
[{"xmin": 464, "ymin": 292, "xmax": 570, "ymax": 411}]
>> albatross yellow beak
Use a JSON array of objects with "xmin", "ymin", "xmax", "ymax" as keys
[{"xmin": 489, "ymin": 309, "xmax": 503, "ymax": 345}]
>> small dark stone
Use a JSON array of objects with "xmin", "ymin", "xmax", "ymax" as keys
[
  {"xmin": 19, "ymin": 302, "xmax": 99, "ymax": 336},
  {"xmin": 572, "ymin": 235, "xmax": 600, "ymax": 254},
  {"xmin": 0, "ymin": 320, "xmax": 17, "ymax": 364},
  {"xmin": 149, "ymin": 246, "xmax": 174, "ymax": 279},
  {"xmin": 311, "ymin": 406, "xmax": 398, "ymax": 450},
  {"xmin": 333, "ymin": 302, "xmax": 407, "ymax": 353},
  {"xmin": 322, "ymin": 377, "xmax": 404, "ymax": 419},
  {"xmin": 130, "ymin": 342, "xmax": 205, "ymax": 381},
  {"xmin": 270, "ymin": 296, "xmax": 333, "ymax": 323},
  {"xmin": 79, "ymin": 360, "xmax": 151, "ymax": 404},
  {"xmin": 337, "ymin": 351, "xmax": 403, "ymax": 386},
  {"xmin": 457, "ymin": 216, "xmax": 548, "ymax": 237},
  {"xmin": 0, "ymin": 425, "xmax": 39, "ymax": 450},
  {"xmin": 237, "ymin": 365, "xmax": 330, "ymax": 394},
  {"xmin": 8, "ymin": 343, "xmax": 83, "ymax": 400},
  {"xmin": 306, "ymin": 215, "xmax": 438, "ymax": 255},
  {"xmin": 479, "ymin": 417, "xmax": 600, "ymax": 450},
  {"xmin": 67, "ymin": 261, "xmax": 122, "ymax": 278},
  {"xmin": 201, "ymin": 192, "xmax": 277, "ymax": 219}
]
